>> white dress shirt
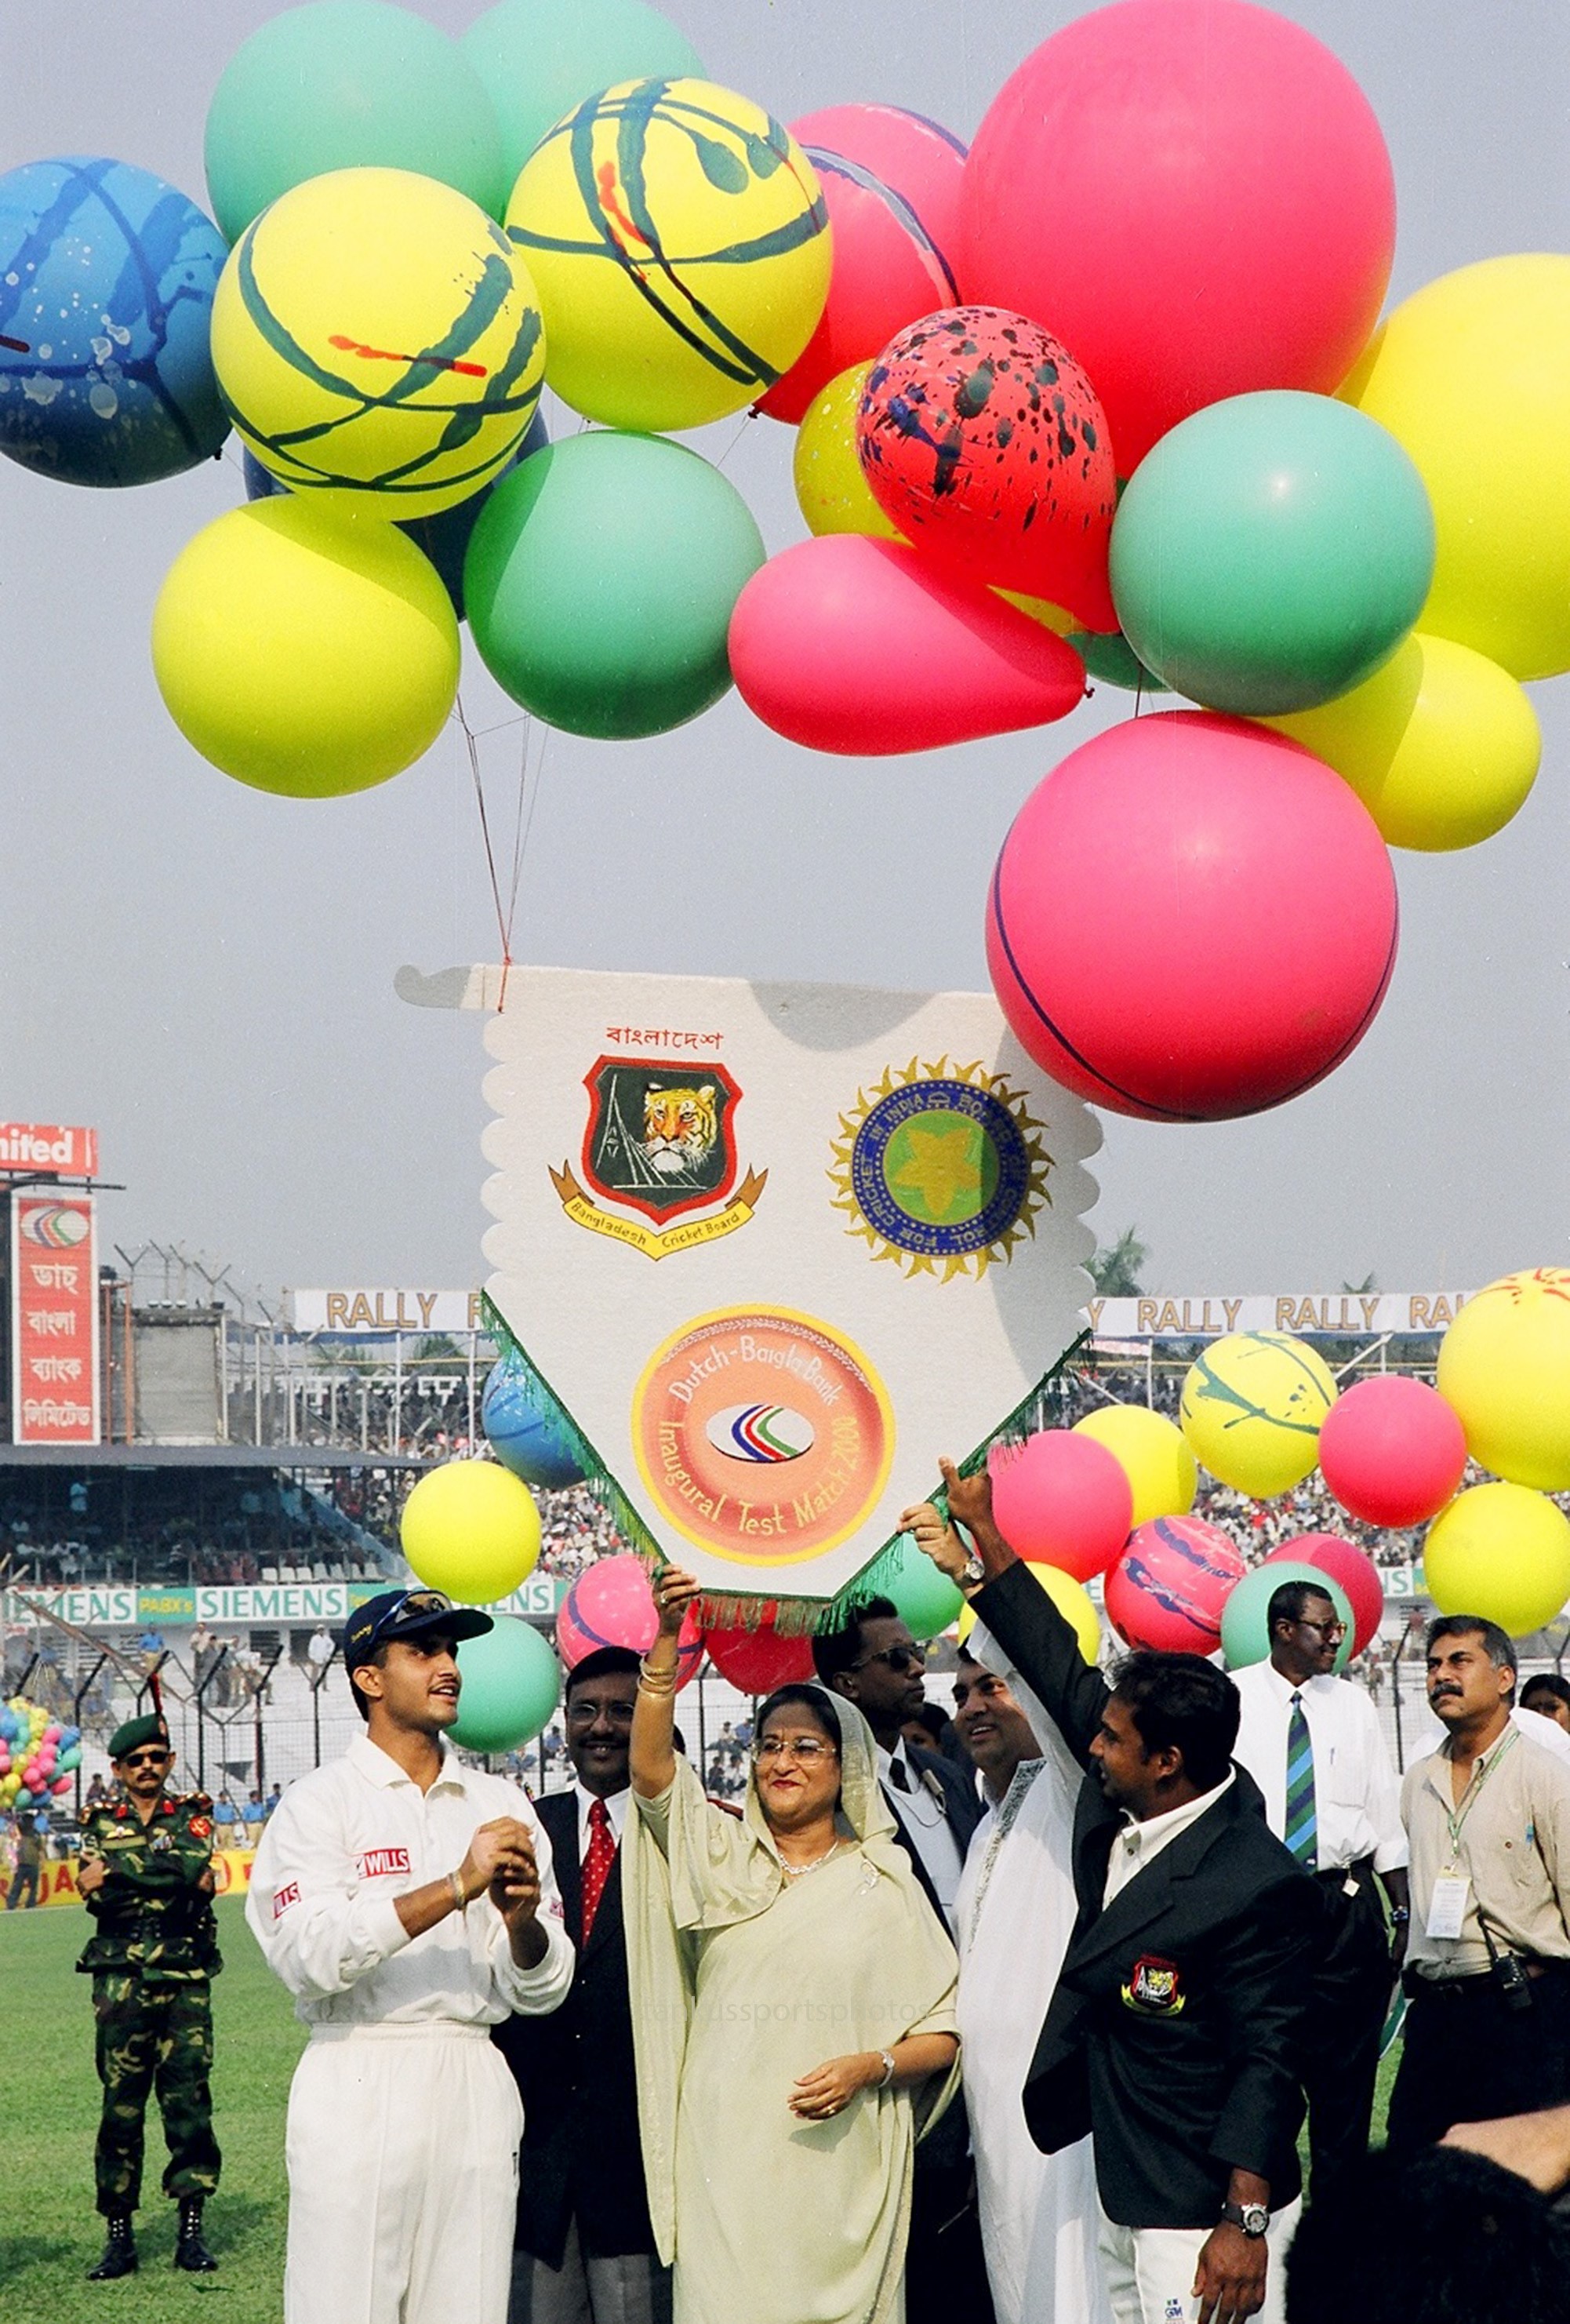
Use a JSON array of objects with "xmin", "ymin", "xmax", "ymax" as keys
[
  {"xmin": 573, "ymin": 1778, "xmax": 630, "ymax": 1857},
  {"xmin": 1230, "ymin": 1660, "xmax": 1408, "ymax": 1874},
  {"xmin": 1103, "ymin": 1770, "xmax": 1235, "ymax": 1908},
  {"xmin": 246, "ymin": 1734, "xmax": 574, "ymax": 2031},
  {"xmin": 878, "ymin": 1738, "xmax": 965, "ymax": 1929}
]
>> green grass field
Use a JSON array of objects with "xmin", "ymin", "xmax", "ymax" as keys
[
  {"xmin": 0, "ymin": 1898, "xmax": 304, "ymax": 2323},
  {"xmin": 0, "ymin": 1896, "xmax": 1401, "ymax": 2324}
]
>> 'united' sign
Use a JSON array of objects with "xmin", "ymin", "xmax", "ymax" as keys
[{"xmin": 0, "ymin": 1122, "xmax": 99, "ymax": 1177}]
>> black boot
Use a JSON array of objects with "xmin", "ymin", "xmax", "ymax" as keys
[
  {"xmin": 87, "ymin": 2212, "xmax": 138, "ymax": 2280},
  {"xmin": 173, "ymin": 2195, "xmax": 218, "ymax": 2273}
]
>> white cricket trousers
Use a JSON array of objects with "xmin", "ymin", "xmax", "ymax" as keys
[
  {"xmin": 1096, "ymin": 2198, "xmax": 1302, "ymax": 2324},
  {"xmin": 284, "ymin": 2024, "xmax": 524, "ymax": 2324}
]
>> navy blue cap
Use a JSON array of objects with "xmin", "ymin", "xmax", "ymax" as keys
[{"xmin": 343, "ymin": 1588, "xmax": 492, "ymax": 1675}]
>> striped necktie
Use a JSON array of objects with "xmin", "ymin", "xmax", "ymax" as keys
[{"xmin": 1285, "ymin": 1690, "xmax": 1317, "ymax": 1869}]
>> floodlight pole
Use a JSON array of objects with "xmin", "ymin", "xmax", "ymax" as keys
[
  {"xmin": 71, "ymin": 1653, "xmax": 108, "ymax": 1816},
  {"xmin": 194, "ymin": 1644, "xmax": 230, "ymax": 1793}
]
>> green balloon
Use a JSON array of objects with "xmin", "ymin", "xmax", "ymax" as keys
[
  {"xmin": 205, "ymin": 1, "xmax": 511, "ymax": 242},
  {"xmin": 1220, "ymin": 1562, "xmax": 1354, "ymax": 1675},
  {"xmin": 874, "ymin": 1536, "xmax": 965, "ymax": 1642},
  {"xmin": 465, "ymin": 431, "xmax": 765, "ymax": 739},
  {"xmin": 1110, "ymin": 391, "xmax": 1436, "ymax": 715},
  {"xmin": 449, "ymin": 1615, "xmax": 562, "ymax": 1753},
  {"xmin": 463, "ymin": 0, "xmax": 707, "ymax": 187},
  {"xmin": 1067, "ymin": 629, "xmax": 1171, "ymax": 693}
]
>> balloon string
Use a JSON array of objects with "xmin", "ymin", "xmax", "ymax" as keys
[
  {"xmin": 714, "ymin": 409, "xmax": 755, "ymax": 470},
  {"xmin": 456, "ymin": 691, "xmax": 512, "ymax": 975},
  {"xmin": 500, "ymin": 721, "xmax": 551, "ymax": 1013}
]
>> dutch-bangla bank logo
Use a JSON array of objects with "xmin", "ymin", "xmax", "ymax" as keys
[{"xmin": 0, "ymin": 1122, "xmax": 99, "ymax": 1176}]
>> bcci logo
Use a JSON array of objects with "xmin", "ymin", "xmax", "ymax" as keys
[
  {"xmin": 550, "ymin": 1057, "xmax": 766, "ymax": 1262},
  {"xmin": 829, "ymin": 1057, "xmax": 1051, "ymax": 1281}
]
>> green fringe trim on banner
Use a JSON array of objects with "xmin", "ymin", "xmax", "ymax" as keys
[{"xmin": 482, "ymin": 1293, "xmax": 1092, "ymax": 1636}]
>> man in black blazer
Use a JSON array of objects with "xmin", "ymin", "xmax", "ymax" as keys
[
  {"xmin": 910, "ymin": 1464, "xmax": 1321, "ymax": 2324},
  {"xmin": 815, "ymin": 1596, "xmax": 991, "ymax": 2324},
  {"xmin": 492, "ymin": 1649, "xmax": 671, "ymax": 2324}
]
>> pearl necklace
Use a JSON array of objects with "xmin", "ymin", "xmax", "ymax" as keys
[{"xmin": 780, "ymin": 1839, "xmax": 845, "ymax": 1878}]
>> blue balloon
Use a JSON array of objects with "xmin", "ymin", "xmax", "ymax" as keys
[
  {"xmin": 483, "ymin": 1354, "xmax": 584, "ymax": 1490},
  {"xmin": 0, "ymin": 156, "xmax": 230, "ymax": 486},
  {"xmin": 244, "ymin": 406, "xmax": 550, "ymax": 621}
]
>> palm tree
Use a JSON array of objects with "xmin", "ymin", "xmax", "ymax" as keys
[{"xmin": 1088, "ymin": 1226, "xmax": 1149, "ymax": 1296}]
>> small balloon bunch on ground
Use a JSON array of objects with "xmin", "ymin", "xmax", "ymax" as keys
[{"xmin": 0, "ymin": 1701, "xmax": 82, "ymax": 1806}]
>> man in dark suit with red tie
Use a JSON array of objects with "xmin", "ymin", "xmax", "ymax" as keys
[{"xmin": 492, "ymin": 1649, "xmax": 671, "ymax": 2324}]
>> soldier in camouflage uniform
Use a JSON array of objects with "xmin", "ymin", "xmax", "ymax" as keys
[{"xmin": 76, "ymin": 1708, "xmax": 223, "ymax": 2279}]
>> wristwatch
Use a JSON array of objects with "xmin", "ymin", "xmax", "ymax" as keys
[{"xmin": 1219, "ymin": 2202, "xmax": 1270, "ymax": 2239}]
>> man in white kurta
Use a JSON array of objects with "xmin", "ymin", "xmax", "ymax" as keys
[
  {"xmin": 952, "ymin": 1629, "xmax": 1113, "ymax": 2324},
  {"xmin": 247, "ymin": 1588, "xmax": 574, "ymax": 2324}
]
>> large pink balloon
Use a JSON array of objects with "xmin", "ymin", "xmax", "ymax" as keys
[
  {"xmin": 759, "ymin": 105, "xmax": 967, "ymax": 424},
  {"xmin": 986, "ymin": 711, "xmax": 1398, "ymax": 1121},
  {"xmin": 557, "ymin": 1555, "xmax": 702, "ymax": 1689},
  {"xmin": 729, "ymin": 534, "xmax": 1085, "ymax": 755},
  {"xmin": 989, "ymin": 1431, "xmax": 1133, "ymax": 1582},
  {"xmin": 1105, "ymin": 1516, "xmax": 1248, "ymax": 1652},
  {"xmin": 958, "ymin": 0, "xmax": 1396, "ymax": 471},
  {"xmin": 1265, "ymin": 1533, "xmax": 1385, "ymax": 1658},
  {"xmin": 704, "ymin": 1619, "xmax": 816, "ymax": 1694},
  {"xmin": 1317, "ymin": 1374, "xmax": 1467, "ymax": 1528}
]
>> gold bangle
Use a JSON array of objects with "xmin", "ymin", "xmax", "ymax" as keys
[
  {"xmin": 449, "ymin": 1870, "xmax": 468, "ymax": 1912},
  {"xmin": 638, "ymin": 1656, "xmax": 678, "ymax": 1692},
  {"xmin": 638, "ymin": 1673, "xmax": 677, "ymax": 1698}
]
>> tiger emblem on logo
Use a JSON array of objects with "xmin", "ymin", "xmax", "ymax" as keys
[{"xmin": 641, "ymin": 1086, "xmax": 718, "ymax": 1179}]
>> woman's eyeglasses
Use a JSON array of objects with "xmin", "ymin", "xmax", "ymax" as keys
[{"xmin": 751, "ymin": 1736, "xmax": 837, "ymax": 1766}]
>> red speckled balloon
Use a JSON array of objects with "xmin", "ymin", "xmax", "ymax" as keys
[{"xmin": 856, "ymin": 304, "xmax": 1118, "ymax": 629}]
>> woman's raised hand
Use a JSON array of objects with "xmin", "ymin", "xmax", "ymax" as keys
[{"xmin": 653, "ymin": 1565, "xmax": 701, "ymax": 1638}]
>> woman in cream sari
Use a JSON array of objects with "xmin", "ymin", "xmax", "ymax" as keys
[{"xmin": 627, "ymin": 1566, "xmax": 960, "ymax": 2324}]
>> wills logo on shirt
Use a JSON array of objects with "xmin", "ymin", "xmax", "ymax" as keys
[
  {"xmin": 1121, "ymin": 1955, "xmax": 1186, "ymax": 2016},
  {"xmin": 357, "ymin": 1846, "xmax": 412, "ymax": 1880},
  {"xmin": 274, "ymin": 1882, "xmax": 301, "ymax": 1918}
]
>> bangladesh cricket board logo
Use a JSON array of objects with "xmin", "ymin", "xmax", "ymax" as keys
[{"xmin": 549, "ymin": 1056, "xmax": 767, "ymax": 1262}]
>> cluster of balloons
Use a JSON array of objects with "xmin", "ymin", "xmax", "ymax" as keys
[
  {"xmin": 0, "ymin": 1702, "xmax": 81, "ymax": 1806},
  {"xmin": 987, "ymin": 1274, "xmax": 1570, "ymax": 1670}
]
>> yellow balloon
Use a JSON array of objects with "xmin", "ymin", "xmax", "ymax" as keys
[
  {"xmin": 401, "ymin": 1460, "xmax": 541, "ymax": 1603},
  {"xmin": 153, "ymin": 500, "xmax": 460, "ymax": 798},
  {"xmin": 507, "ymin": 78, "xmax": 830, "ymax": 431},
  {"xmin": 958, "ymin": 1559, "xmax": 1101, "ymax": 1664},
  {"xmin": 1072, "ymin": 1405, "xmax": 1197, "ymax": 1528},
  {"xmin": 1179, "ymin": 1333, "xmax": 1336, "ymax": 1497},
  {"xmin": 1267, "ymin": 631, "xmax": 1539, "ymax": 852},
  {"xmin": 1425, "ymin": 1482, "xmax": 1570, "ymax": 1637},
  {"xmin": 213, "ymin": 167, "xmax": 545, "ymax": 520},
  {"xmin": 1341, "ymin": 256, "xmax": 1570, "ymax": 681},
  {"xmin": 1436, "ymin": 1269, "xmax": 1570, "ymax": 1489},
  {"xmin": 794, "ymin": 362, "xmax": 901, "ymax": 539}
]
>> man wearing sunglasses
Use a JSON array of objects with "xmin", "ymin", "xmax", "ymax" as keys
[
  {"xmin": 247, "ymin": 1586, "xmax": 573, "ymax": 2324},
  {"xmin": 1230, "ymin": 1580, "xmax": 1408, "ymax": 2209},
  {"xmin": 76, "ymin": 1707, "xmax": 223, "ymax": 2280}
]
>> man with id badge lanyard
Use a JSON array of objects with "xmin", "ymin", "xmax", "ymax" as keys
[{"xmin": 1386, "ymin": 1614, "xmax": 1570, "ymax": 2155}]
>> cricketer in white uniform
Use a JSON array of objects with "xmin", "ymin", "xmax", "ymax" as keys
[{"xmin": 248, "ymin": 1588, "xmax": 575, "ymax": 2324}]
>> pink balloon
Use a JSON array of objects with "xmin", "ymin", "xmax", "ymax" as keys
[
  {"xmin": 1317, "ymin": 1375, "xmax": 1467, "ymax": 1528},
  {"xmin": 989, "ymin": 1431, "xmax": 1133, "ymax": 1581},
  {"xmin": 730, "ymin": 535, "xmax": 1085, "ymax": 755},
  {"xmin": 1266, "ymin": 1534, "xmax": 1385, "ymax": 1659},
  {"xmin": 987, "ymin": 711, "xmax": 1398, "ymax": 1122},
  {"xmin": 759, "ymin": 105, "xmax": 967, "ymax": 424},
  {"xmin": 704, "ymin": 1620, "xmax": 816, "ymax": 1695},
  {"xmin": 959, "ymin": 0, "xmax": 1395, "ymax": 471},
  {"xmin": 50, "ymin": 1776, "xmax": 72, "ymax": 1795},
  {"xmin": 857, "ymin": 306, "xmax": 1118, "ymax": 627},
  {"xmin": 556, "ymin": 1555, "xmax": 702, "ymax": 1689},
  {"xmin": 1105, "ymin": 1516, "xmax": 1248, "ymax": 1652}
]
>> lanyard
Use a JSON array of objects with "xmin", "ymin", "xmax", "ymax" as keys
[{"xmin": 1444, "ymin": 1724, "xmax": 1519, "ymax": 1860}]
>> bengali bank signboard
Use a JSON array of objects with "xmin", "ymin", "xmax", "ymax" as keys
[
  {"xmin": 289, "ymin": 1289, "xmax": 489, "ymax": 1334},
  {"xmin": 1089, "ymin": 1291, "xmax": 1473, "ymax": 1340},
  {"xmin": 3, "ymin": 1573, "xmax": 567, "ymax": 1630},
  {"xmin": 10, "ymin": 1191, "xmax": 100, "ymax": 1442}
]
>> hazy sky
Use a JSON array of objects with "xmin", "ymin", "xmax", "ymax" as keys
[{"xmin": 2, "ymin": 0, "xmax": 1567, "ymax": 1305}]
